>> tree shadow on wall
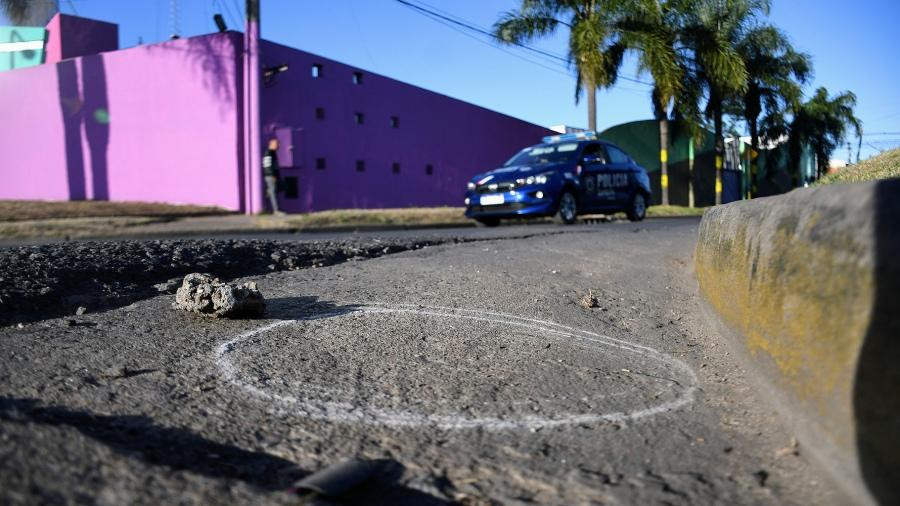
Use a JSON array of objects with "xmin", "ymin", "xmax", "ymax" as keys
[
  {"xmin": 853, "ymin": 178, "xmax": 900, "ymax": 504},
  {"xmin": 56, "ymin": 54, "xmax": 109, "ymax": 201}
]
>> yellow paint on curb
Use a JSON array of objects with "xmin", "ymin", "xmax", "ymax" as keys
[{"xmin": 695, "ymin": 207, "xmax": 872, "ymax": 457}]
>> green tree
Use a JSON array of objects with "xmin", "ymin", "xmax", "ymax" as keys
[
  {"xmin": 681, "ymin": 0, "xmax": 769, "ymax": 204},
  {"xmin": 493, "ymin": 0, "xmax": 627, "ymax": 131},
  {"xmin": 0, "ymin": 0, "xmax": 30, "ymax": 24},
  {"xmin": 1, "ymin": 0, "xmax": 56, "ymax": 25},
  {"xmin": 619, "ymin": 0, "xmax": 695, "ymax": 206},
  {"xmin": 732, "ymin": 24, "xmax": 811, "ymax": 196},
  {"xmin": 788, "ymin": 87, "xmax": 862, "ymax": 184}
]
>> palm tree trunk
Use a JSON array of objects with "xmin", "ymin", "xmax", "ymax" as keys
[
  {"xmin": 714, "ymin": 98, "xmax": 724, "ymax": 205},
  {"xmin": 749, "ymin": 116, "xmax": 759, "ymax": 198},
  {"xmin": 584, "ymin": 83, "xmax": 597, "ymax": 132},
  {"xmin": 659, "ymin": 118, "xmax": 669, "ymax": 205}
]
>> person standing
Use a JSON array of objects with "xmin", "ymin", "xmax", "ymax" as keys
[{"xmin": 262, "ymin": 138, "xmax": 284, "ymax": 214}]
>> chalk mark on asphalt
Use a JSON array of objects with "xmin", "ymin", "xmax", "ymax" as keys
[{"xmin": 214, "ymin": 303, "xmax": 698, "ymax": 430}]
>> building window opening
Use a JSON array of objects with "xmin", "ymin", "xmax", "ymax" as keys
[
  {"xmin": 392, "ymin": 162, "xmax": 401, "ymax": 174},
  {"xmin": 284, "ymin": 176, "xmax": 299, "ymax": 199},
  {"xmin": 315, "ymin": 107, "xmax": 325, "ymax": 120},
  {"xmin": 352, "ymin": 71, "xmax": 363, "ymax": 84},
  {"xmin": 354, "ymin": 112, "xmax": 365, "ymax": 125},
  {"xmin": 316, "ymin": 157, "xmax": 326, "ymax": 170},
  {"xmin": 390, "ymin": 116, "xmax": 399, "ymax": 128},
  {"xmin": 425, "ymin": 164, "xmax": 434, "ymax": 175},
  {"xmin": 311, "ymin": 64, "xmax": 323, "ymax": 78},
  {"xmin": 356, "ymin": 160, "xmax": 366, "ymax": 172}
]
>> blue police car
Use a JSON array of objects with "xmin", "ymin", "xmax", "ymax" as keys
[{"xmin": 464, "ymin": 131, "xmax": 652, "ymax": 226}]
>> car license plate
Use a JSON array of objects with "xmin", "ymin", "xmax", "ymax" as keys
[{"xmin": 480, "ymin": 194, "xmax": 504, "ymax": 206}]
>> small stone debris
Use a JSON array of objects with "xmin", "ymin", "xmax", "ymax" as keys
[
  {"xmin": 75, "ymin": 306, "xmax": 87, "ymax": 315},
  {"xmin": 172, "ymin": 273, "xmax": 266, "ymax": 318},
  {"xmin": 753, "ymin": 470, "xmax": 769, "ymax": 487},
  {"xmin": 580, "ymin": 290, "xmax": 600, "ymax": 309},
  {"xmin": 775, "ymin": 437, "xmax": 800, "ymax": 458}
]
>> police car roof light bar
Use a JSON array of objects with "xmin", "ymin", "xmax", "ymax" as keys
[{"xmin": 542, "ymin": 131, "xmax": 599, "ymax": 144}]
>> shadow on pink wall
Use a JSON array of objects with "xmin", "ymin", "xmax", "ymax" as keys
[{"xmin": 56, "ymin": 55, "xmax": 109, "ymax": 201}]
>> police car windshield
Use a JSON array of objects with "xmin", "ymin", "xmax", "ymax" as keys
[{"xmin": 504, "ymin": 143, "xmax": 579, "ymax": 166}]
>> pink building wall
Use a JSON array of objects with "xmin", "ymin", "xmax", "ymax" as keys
[
  {"xmin": 0, "ymin": 31, "xmax": 245, "ymax": 210},
  {"xmin": 259, "ymin": 41, "xmax": 555, "ymax": 212},
  {"xmin": 1, "ymin": 17, "xmax": 554, "ymax": 213}
]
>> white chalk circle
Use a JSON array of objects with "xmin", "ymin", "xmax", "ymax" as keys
[{"xmin": 215, "ymin": 303, "xmax": 698, "ymax": 430}]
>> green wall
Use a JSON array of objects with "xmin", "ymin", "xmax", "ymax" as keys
[{"xmin": 0, "ymin": 26, "xmax": 47, "ymax": 72}]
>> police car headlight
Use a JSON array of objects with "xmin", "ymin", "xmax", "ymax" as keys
[
  {"xmin": 525, "ymin": 172, "xmax": 552, "ymax": 185},
  {"xmin": 467, "ymin": 182, "xmax": 476, "ymax": 191}
]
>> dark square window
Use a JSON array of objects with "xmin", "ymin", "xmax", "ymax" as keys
[
  {"xmin": 352, "ymin": 71, "xmax": 363, "ymax": 84},
  {"xmin": 311, "ymin": 64, "xmax": 323, "ymax": 78},
  {"xmin": 356, "ymin": 160, "xmax": 366, "ymax": 172},
  {"xmin": 392, "ymin": 162, "xmax": 401, "ymax": 174},
  {"xmin": 315, "ymin": 107, "xmax": 325, "ymax": 120},
  {"xmin": 354, "ymin": 112, "xmax": 364, "ymax": 125},
  {"xmin": 425, "ymin": 164, "xmax": 434, "ymax": 175},
  {"xmin": 315, "ymin": 157, "xmax": 326, "ymax": 170},
  {"xmin": 284, "ymin": 176, "xmax": 299, "ymax": 199},
  {"xmin": 390, "ymin": 116, "xmax": 399, "ymax": 128}
]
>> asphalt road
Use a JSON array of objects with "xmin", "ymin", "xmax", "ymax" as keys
[{"xmin": 0, "ymin": 218, "xmax": 844, "ymax": 505}]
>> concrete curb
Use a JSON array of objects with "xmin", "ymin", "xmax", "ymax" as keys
[{"xmin": 694, "ymin": 179, "xmax": 900, "ymax": 505}]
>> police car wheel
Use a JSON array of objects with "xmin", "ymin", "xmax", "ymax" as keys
[
  {"xmin": 475, "ymin": 217, "xmax": 500, "ymax": 227},
  {"xmin": 627, "ymin": 193, "xmax": 647, "ymax": 222},
  {"xmin": 553, "ymin": 191, "xmax": 578, "ymax": 225}
]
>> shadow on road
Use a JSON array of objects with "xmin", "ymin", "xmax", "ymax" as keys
[
  {"xmin": 263, "ymin": 296, "xmax": 362, "ymax": 321},
  {"xmin": 0, "ymin": 397, "xmax": 448, "ymax": 504}
]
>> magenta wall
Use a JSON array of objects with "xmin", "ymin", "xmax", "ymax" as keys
[
  {"xmin": 0, "ymin": 32, "xmax": 245, "ymax": 210},
  {"xmin": 1, "ymin": 27, "xmax": 553, "ymax": 213},
  {"xmin": 259, "ymin": 41, "xmax": 555, "ymax": 212}
]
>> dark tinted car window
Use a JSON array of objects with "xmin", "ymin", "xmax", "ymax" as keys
[
  {"xmin": 606, "ymin": 145, "xmax": 630, "ymax": 164},
  {"xmin": 581, "ymin": 143, "xmax": 606, "ymax": 163}
]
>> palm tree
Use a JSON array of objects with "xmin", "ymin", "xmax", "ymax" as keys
[
  {"xmin": 681, "ymin": 0, "xmax": 768, "ymax": 204},
  {"xmin": 788, "ymin": 87, "xmax": 862, "ymax": 184},
  {"xmin": 618, "ymin": 0, "xmax": 692, "ymax": 206},
  {"xmin": 493, "ymin": 0, "xmax": 627, "ymax": 131},
  {"xmin": 733, "ymin": 24, "xmax": 811, "ymax": 196}
]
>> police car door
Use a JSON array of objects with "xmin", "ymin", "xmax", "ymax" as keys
[
  {"xmin": 577, "ymin": 143, "xmax": 607, "ymax": 211},
  {"xmin": 600, "ymin": 144, "xmax": 632, "ymax": 206}
]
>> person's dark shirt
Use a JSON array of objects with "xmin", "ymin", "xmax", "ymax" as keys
[{"xmin": 263, "ymin": 149, "xmax": 280, "ymax": 177}]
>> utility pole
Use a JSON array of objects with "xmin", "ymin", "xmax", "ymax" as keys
[{"xmin": 243, "ymin": 0, "xmax": 262, "ymax": 214}]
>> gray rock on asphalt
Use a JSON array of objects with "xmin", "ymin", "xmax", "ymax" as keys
[{"xmin": 172, "ymin": 273, "xmax": 266, "ymax": 318}]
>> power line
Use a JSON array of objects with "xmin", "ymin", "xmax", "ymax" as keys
[
  {"xmin": 395, "ymin": 0, "xmax": 568, "ymax": 65},
  {"xmin": 230, "ymin": 0, "xmax": 245, "ymax": 24},
  {"xmin": 395, "ymin": 0, "xmax": 654, "ymax": 88}
]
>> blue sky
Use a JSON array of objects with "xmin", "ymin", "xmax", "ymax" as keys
[{"xmin": 6, "ymin": 0, "xmax": 899, "ymax": 160}]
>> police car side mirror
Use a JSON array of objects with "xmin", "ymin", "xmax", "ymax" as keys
[{"xmin": 582, "ymin": 154, "xmax": 605, "ymax": 165}]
